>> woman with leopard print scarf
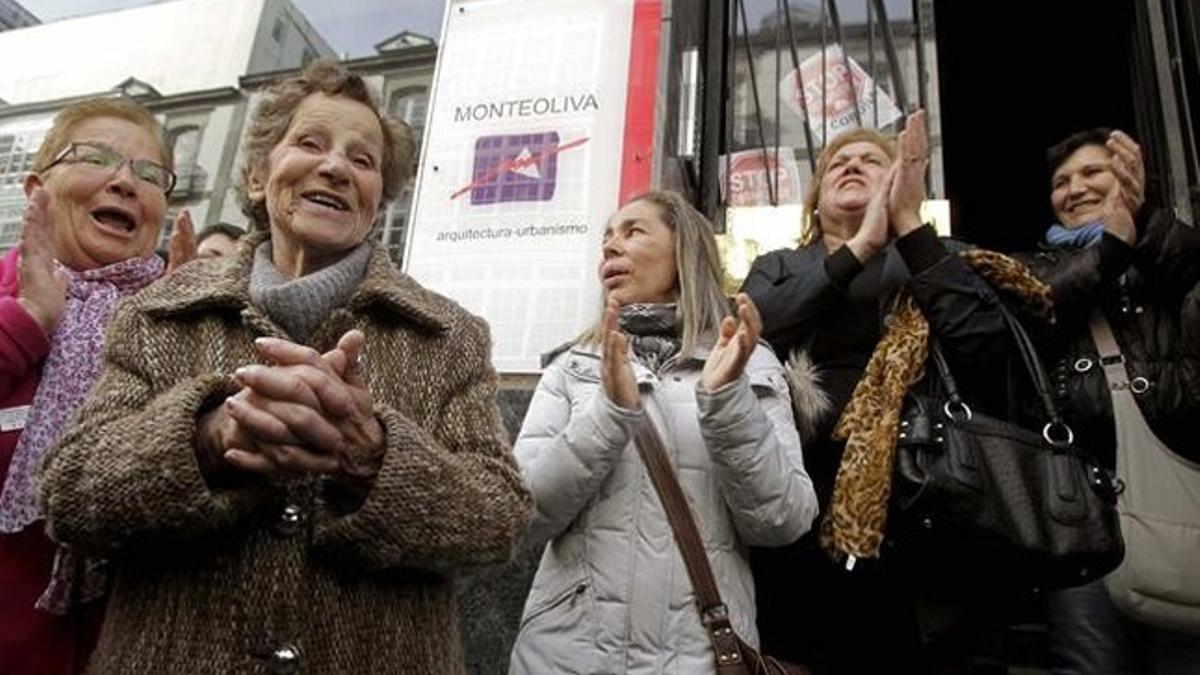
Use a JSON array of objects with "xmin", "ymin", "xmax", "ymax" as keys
[
  {"xmin": 741, "ymin": 111, "xmax": 1018, "ymax": 674},
  {"xmin": 509, "ymin": 190, "xmax": 817, "ymax": 675}
]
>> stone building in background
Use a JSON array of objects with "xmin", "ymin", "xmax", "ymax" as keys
[{"xmin": 0, "ymin": 0, "xmax": 435, "ymax": 266}]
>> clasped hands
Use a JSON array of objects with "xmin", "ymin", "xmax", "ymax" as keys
[
  {"xmin": 601, "ymin": 293, "xmax": 763, "ymax": 409},
  {"xmin": 196, "ymin": 329, "xmax": 385, "ymax": 485}
]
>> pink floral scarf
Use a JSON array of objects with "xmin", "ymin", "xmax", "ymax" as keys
[{"xmin": 0, "ymin": 254, "xmax": 163, "ymax": 612}]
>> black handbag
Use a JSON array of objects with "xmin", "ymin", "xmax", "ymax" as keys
[{"xmin": 891, "ymin": 305, "xmax": 1124, "ymax": 589}]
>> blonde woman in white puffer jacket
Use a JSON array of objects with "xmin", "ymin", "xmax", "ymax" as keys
[{"xmin": 509, "ymin": 191, "xmax": 817, "ymax": 675}]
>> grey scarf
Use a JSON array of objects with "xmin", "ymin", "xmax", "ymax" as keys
[
  {"xmin": 618, "ymin": 303, "xmax": 680, "ymax": 373},
  {"xmin": 249, "ymin": 241, "xmax": 373, "ymax": 343}
]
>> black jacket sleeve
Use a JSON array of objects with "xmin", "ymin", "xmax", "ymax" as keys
[
  {"xmin": 1132, "ymin": 207, "xmax": 1200, "ymax": 299},
  {"xmin": 895, "ymin": 225, "xmax": 1008, "ymax": 368},
  {"xmin": 1031, "ymin": 233, "xmax": 1134, "ymax": 326},
  {"xmin": 740, "ymin": 246, "xmax": 861, "ymax": 356}
]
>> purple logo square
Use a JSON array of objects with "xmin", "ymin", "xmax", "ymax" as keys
[{"xmin": 469, "ymin": 131, "xmax": 560, "ymax": 205}]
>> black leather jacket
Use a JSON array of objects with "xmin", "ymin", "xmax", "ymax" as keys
[
  {"xmin": 1013, "ymin": 207, "xmax": 1200, "ymax": 467},
  {"xmin": 741, "ymin": 225, "xmax": 1010, "ymax": 500},
  {"xmin": 744, "ymin": 226, "xmax": 1007, "ymax": 370}
]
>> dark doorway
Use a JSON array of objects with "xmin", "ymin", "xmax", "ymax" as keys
[{"xmin": 933, "ymin": 0, "xmax": 1137, "ymax": 252}]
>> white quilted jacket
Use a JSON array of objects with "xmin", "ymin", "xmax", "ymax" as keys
[{"xmin": 508, "ymin": 342, "xmax": 817, "ymax": 675}]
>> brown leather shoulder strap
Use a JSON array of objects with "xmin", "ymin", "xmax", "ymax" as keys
[
  {"xmin": 633, "ymin": 420, "xmax": 767, "ymax": 673},
  {"xmin": 632, "ymin": 421, "xmax": 724, "ymax": 613}
]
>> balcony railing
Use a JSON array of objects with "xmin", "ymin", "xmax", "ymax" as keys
[{"xmin": 170, "ymin": 163, "xmax": 208, "ymax": 201}]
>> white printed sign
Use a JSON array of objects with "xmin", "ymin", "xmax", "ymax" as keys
[
  {"xmin": 405, "ymin": 0, "xmax": 649, "ymax": 372},
  {"xmin": 780, "ymin": 44, "xmax": 902, "ymax": 145}
]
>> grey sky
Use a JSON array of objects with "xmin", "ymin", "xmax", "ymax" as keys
[
  {"xmin": 20, "ymin": 0, "xmax": 909, "ymax": 56},
  {"xmin": 22, "ymin": 0, "xmax": 447, "ymax": 56}
]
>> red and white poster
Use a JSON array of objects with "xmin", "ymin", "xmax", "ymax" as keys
[
  {"xmin": 780, "ymin": 44, "xmax": 902, "ymax": 145},
  {"xmin": 405, "ymin": 0, "xmax": 661, "ymax": 372},
  {"xmin": 718, "ymin": 148, "xmax": 803, "ymax": 207}
]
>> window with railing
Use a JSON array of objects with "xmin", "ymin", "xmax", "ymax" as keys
[
  {"xmin": 704, "ymin": 0, "xmax": 935, "ymax": 213},
  {"xmin": 381, "ymin": 184, "xmax": 413, "ymax": 265},
  {"xmin": 167, "ymin": 124, "xmax": 207, "ymax": 200},
  {"xmin": 388, "ymin": 87, "xmax": 428, "ymax": 139},
  {"xmin": 0, "ymin": 124, "xmax": 48, "ymax": 252}
]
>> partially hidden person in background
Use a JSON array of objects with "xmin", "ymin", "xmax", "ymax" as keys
[{"xmin": 195, "ymin": 222, "xmax": 244, "ymax": 259}]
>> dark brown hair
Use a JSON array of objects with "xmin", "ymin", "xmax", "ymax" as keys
[
  {"xmin": 196, "ymin": 222, "xmax": 244, "ymax": 245},
  {"xmin": 1046, "ymin": 127, "xmax": 1113, "ymax": 174}
]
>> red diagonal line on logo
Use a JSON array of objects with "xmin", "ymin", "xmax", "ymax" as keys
[{"xmin": 450, "ymin": 136, "xmax": 589, "ymax": 200}]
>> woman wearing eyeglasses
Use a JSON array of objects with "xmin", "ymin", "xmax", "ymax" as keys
[{"xmin": 0, "ymin": 97, "xmax": 184, "ymax": 675}]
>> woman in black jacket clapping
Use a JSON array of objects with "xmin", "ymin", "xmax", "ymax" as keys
[{"xmin": 742, "ymin": 110, "xmax": 1013, "ymax": 674}]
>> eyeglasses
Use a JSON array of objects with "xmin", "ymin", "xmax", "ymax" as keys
[{"xmin": 41, "ymin": 141, "xmax": 176, "ymax": 195}]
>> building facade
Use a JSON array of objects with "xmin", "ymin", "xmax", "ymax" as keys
[
  {"xmin": 0, "ymin": 0, "xmax": 433, "ymax": 263},
  {"xmin": 0, "ymin": 0, "xmax": 37, "ymax": 32}
]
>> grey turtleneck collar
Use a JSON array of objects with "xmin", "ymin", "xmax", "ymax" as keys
[{"xmin": 248, "ymin": 240, "xmax": 373, "ymax": 343}]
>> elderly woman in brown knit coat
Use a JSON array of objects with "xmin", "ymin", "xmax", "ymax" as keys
[{"xmin": 39, "ymin": 60, "xmax": 532, "ymax": 674}]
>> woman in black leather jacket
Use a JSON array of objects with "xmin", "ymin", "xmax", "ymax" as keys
[
  {"xmin": 1015, "ymin": 128, "xmax": 1200, "ymax": 675},
  {"xmin": 741, "ymin": 111, "xmax": 1011, "ymax": 674},
  {"xmin": 1018, "ymin": 129, "xmax": 1200, "ymax": 469}
]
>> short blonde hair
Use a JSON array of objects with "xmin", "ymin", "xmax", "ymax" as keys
[
  {"xmin": 34, "ymin": 97, "xmax": 170, "ymax": 173},
  {"xmin": 238, "ymin": 59, "xmax": 416, "ymax": 231},
  {"xmin": 799, "ymin": 128, "xmax": 896, "ymax": 246},
  {"xmin": 580, "ymin": 190, "xmax": 730, "ymax": 357}
]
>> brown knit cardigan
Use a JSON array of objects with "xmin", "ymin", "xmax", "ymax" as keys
[{"xmin": 39, "ymin": 233, "xmax": 533, "ymax": 674}]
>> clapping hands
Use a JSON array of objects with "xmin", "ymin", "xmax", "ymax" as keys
[
  {"xmin": 846, "ymin": 109, "xmax": 929, "ymax": 261},
  {"xmin": 601, "ymin": 297, "xmax": 640, "ymax": 410},
  {"xmin": 1097, "ymin": 130, "xmax": 1144, "ymax": 245},
  {"xmin": 197, "ymin": 330, "xmax": 385, "ymax": 485},
  {"xmin": 166, "ymin": 210, "xmax": 197, "ymax": 274},
  {"xmin": 701, "ymin": 294, "xmax": 762, "ymax": 393},
  {"xmin": 888, "ymin": 109, "xmax": 929, "ymax": 236},
  {"xmin": 1106, "ymin": 130, "xmax": 1144, "ymax": 216},
  {"xmin": 17, "ymin": 187, "xmax": 67, "ymax": 334},
  {"xmin": 600, "ymin": 293, "xmax": 764, "ymax": 400}
]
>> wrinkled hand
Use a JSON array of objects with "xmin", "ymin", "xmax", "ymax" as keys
[
  {"xmin": 226, "ymin": 331, "xmax": 383, "ymax": 478},
  {"xmin": 889, "ymin": 109, "xmax": 928, "ymax": 236},
  {"xmin": 194, "ymin": 393, "xmax": 273, "ymax": 478},
  {"xmin": 166, "ymin": 210, "xmax": 197, "ymax": 274},
  {"xmin": 701, "ymin": 294, "xmax": 761, "ymax": 393},
  {"xmin": 845, "ymin": 163, "xmax": 895, "ymax": 263},
  {"xmin": 213, "ymin": 331, "xmax": 385, "ymax": 481},
  {"xmin": 17, "ymin": 187, "xmax": 67, "ymax": 334},
  {"xmin": 1107, "ymin": 130, "xmax": 1145, "ymax": 216},
  {"xmin": 601, "ymin": 297, "xmax": 639, "ymax": 409}
]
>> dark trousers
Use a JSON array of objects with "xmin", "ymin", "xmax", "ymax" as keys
[
  {"xmin": 1049, "ymin": 579, "xmax": 1200, "ymax": 675},
  {"xmin": 752, "ymin": 535, "xmax": 929, "ymax": 675}
]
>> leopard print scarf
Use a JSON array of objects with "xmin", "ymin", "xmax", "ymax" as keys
[{"xmin": 820, "ymin": 249, "xmax": 1053, "ymax": 564}]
